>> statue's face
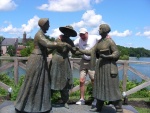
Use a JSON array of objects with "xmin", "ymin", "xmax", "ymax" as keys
[
  {"xmin": 63, "ymin": 31, "xmax": 70, "ymax": 37},
  {"xmin": 43, "ymin": 21, "xmax": 50, "ymax": 33},
  {"xmin": 99, "ymin": 25, "xmax": 103, "ymax": 35}
]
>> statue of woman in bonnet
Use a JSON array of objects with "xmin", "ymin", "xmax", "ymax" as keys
[
  {"xmin": 49, "ymin": 25, "xmax": 77, "ymax": 109},
  {"xmin": 14, "ymin": 18, "xmax": 69, "ymax": 113}
]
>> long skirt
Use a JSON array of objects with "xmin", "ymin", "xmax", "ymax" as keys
[
  {"xmin": 93, "ymin": 58, "xmax": 122, "ymax": 101},
  {"xmin": 49, "ymin": 54, "xmax": 73, "ymax": 90},
  {"xmin": 14, "ymin": 54, "xmax": 51, "ymax": 112}
]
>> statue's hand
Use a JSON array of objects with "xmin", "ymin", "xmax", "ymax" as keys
[
  {"xmin": 65, "ymin": 43, "xmax": 72, "ymax": 48},
  {"xmin": 100, "ymin": 54, "xmax": 112, "ymax": 59},
  {"xmin": 76, "ymin": 47, "xmax": 80, "ymax": 51},
  {"xmin": 100, "ymin": 54, "xmax": 107, "ymax": 58},
  {"xmin": 72, "ymin": 47, "xmax": 77, "ymax": 51},
  {"xmin": 71, "ymin": 47, "xmax": 79, "ymax": 51},
  {"xmin": 56, "ymin": 42, "xmax": 66, "ymax": 47}
]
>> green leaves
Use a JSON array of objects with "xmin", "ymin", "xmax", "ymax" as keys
[
  {"xmin": 20, "ymin": 41, "xmax": 34, "ymax": 57},
  {"xmin": 7, "ymin": 45, "xmax": 16, "ymax": 56}
]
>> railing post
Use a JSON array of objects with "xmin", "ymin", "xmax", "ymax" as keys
[
  {"xmin": 122, "ymin": 61, "xmax": 128, "ymax": 92},
  {"xmin": 70, "ymin": 61, "xmax": 73, "ymax": 70},
  {"xmin": 14, "ymin": 58, "xmax": 19, "ymax": 85}
]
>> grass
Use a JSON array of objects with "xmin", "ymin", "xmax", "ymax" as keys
[
  {"xmin": 128, "ymin": 97, "xmax": 150, "ymax": 101},
  {"xmin": 128, "ymin": 97, "xmax": 150, "ymax": 113},
  {"xmin": 135, "ymin": 107, "xmax": 150, "ymax": 113}
]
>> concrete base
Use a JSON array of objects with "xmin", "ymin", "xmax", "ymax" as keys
[{"xmin": 0, "ymin": 101, "xmax": 138, "ymax": 113}]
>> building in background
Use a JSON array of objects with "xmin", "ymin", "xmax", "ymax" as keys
[
  {"xmin": 1, "ymin": 38, "xmax": 18, "ymax": 56},
  {"xmin": 1, "ymin": 32, "xmax": 33, "ymax": 56}
]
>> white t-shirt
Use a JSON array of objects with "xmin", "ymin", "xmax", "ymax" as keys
[{"xmin": 74, "ymin": 35, "xmax": 101, "ymax": 60}]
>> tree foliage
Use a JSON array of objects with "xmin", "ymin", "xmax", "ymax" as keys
[
  {"xmin": 0, "ymin": 36, "xmax": 5, "ymax": 41},
  {"xmin": 7, "ymin": 45, "xmax": 16, "ymax": 56},
  {"xmin": 17, "ymin": 36, "xmax": 150, "ymax": 59},
  {"xmin": 117, "ymin": 45, "xmax": 150, "ymax": 60},
  {"xmin": 45, "ymin": 35, "xmax": 55, "ymax": 42},
  {"xmin": 20, "ymin": 41, "xmax": 34, "ymax": 57}
]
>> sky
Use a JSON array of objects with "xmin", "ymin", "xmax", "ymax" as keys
[{"xmin": 0, "ymin": 0, "xmax": 150, "ymax": 50}]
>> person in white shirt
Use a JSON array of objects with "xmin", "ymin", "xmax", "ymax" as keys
[{"xmin": 74, "ymin": 28, "xmax": 100, "ymax": 106}]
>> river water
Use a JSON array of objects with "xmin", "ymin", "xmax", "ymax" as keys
[
  {"xmin": 122, "ymin": 57, "xmax": 150, "ymax": 82},
  {"xmin": 1, "ymin": 57, "xmax": 150, "ymax": 83}
]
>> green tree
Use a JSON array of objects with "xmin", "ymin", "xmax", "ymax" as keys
[
  {"xmin": 7, "ymin": 45, "xmax": 16, "ymax": 56},
  {"xmin": 45, "ymin": 35, "xmax": 55, "ymax": 42},
  {"xmin": 20, "ymin": 41, "xmax": 34, "ymax": 57}
]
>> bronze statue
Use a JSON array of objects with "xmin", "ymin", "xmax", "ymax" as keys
[
  {"xmin": 49, "ymin": 25, "xmax": 77, "ymax": 109},
  {"xmin": 78, "ymin": 24, "xmax": 123, "ymax": 113},
  {"xmin": 14, "ymin": 18, "xmax": 69, "ymax": 113}
]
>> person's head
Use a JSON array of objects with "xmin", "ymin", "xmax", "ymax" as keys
[
  {"xmin": 79, "ymin": 28, "xmax": 88, "ymax": 41},
  {"xmin": 99, "ymin": 24, "xmax": 111, "ymax": 36},
  {"xmin": 38, "ymin": 18, "xmax": 50, "ymax": 33},
  {"xmin": 59, "ymin": 25, "xmax": 77, "ymax": 37}
]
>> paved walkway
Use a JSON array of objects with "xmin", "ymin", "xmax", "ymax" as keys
[{"xmin": 0, "ymin": 101, "xmax": 138, "ymax": 113}]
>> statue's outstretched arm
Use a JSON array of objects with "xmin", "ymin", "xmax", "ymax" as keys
[{"xmin": 39, "ymin": 35, "xmax": 69, "ymax": 49}]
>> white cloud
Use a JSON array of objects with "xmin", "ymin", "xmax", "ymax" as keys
[
  {"xmin": 143, "ymin": 31, "xmax": 150, "ymax": 38},
  {"xmin": 0, "ymin": 24, "xmax": 21, "ymax": 34},
  {"xmin": 90, "ymin": 27, "xmax": 99, "ymax": 35},
  {"xmin": 0, "ymin": 16, "xmax": 40, "ymax": 36},
  {"xmin": 50, "ymin": 28, "xmax": 62, "ymax": 38},
  {"xmin": 0, "ymin": 0, "xmax": 17, "ymax": 11},
  {"xmin": 37, "ymin": 0, "xmax": 102, "ymax": 12},
  {"xmin": 82, "ymin": 10, "xmax": 103, "ymax": 27},
  {"xmin": 50, "ymin": 10, "xmax": 104, "ymax": 37},
  {"xmin": 94, "ymin": 0, "xmax": 102, "ymax": 3},
  {"xmin": 89, "ymin": 34, "xmax": 101, "ymax": 39},
  {"xmin": 135, "ymin": 32, "xmax": 142, "ymax": 36},
  {"xmin": 21, "ymin": 16, "xmax": 40, "ymax": 33},
  {"xmin": 72, "ymin": 21, "xmax": 85, "ymax": 28},
  {"xmin": 135, "ymin": 30, "xmax": 150, "ymax": 38},
  {"xmin": 72, "ymin": 10, "xmax": 103, "ymax": 28},
  {"xmin": 109, "ymin": 30, "xmax": 132, "ymax": 37}
]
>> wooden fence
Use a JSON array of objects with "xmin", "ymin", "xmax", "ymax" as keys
[{"xmin": 0, "ymin": 57, "xmax": 150, "ymax": 96}]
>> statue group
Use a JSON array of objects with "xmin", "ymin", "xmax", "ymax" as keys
[{"xmin": 14, "ymin": 18, "xmax": 123, "ymax": 113}]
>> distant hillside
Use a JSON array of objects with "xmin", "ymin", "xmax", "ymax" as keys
[{"xmin": 117, "ymin": 45, "xmax": 150, "ymax": 58}]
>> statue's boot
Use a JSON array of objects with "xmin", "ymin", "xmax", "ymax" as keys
[
  {"xmin": 60, "ymin": 90, "xmax": 69, "ymax": 109},
  {"xmin": 113, "ymin": 100, "xmax": 123, "ymax": 113},
  {"xmin": 89, "ymin": 100, "xmax": 104, "ymax": 112},
  {"xmin": 64, "ymin": 103, "xmax": 69, "ymax": 109}
]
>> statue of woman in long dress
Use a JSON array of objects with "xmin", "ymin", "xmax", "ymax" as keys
[
  {"xmin": 49, "ymin": 25, "xmax": 77, "ymax": 109},
  {"xmin": 14, "ymin": 18, "xmax": 70, "ymax": 113},
  {"xmin": 78, "ymin": 24, "xmax": 123, "ymax": 113}
]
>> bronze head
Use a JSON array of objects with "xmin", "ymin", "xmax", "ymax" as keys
[
  {"xmin": 38, "ymin": 18, "xmax": 49, "ymax": 33},
  {"xmin": 99, "ymin": 24, "xmax": 111, "ymax": 35},
  {"xmin": 38, "ymin": 18, "xmax": 49, "ymax": 27}
]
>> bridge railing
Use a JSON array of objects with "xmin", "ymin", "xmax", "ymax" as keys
[{"xmin": 0, "ymin": 57, "xmax": 150, "ymax": 96}]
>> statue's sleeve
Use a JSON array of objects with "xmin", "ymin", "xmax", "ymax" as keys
[
  {"xmin": 109, "ymin": 39, "xmax": 120, "ymax": 75},
  {"xmin": 38, "ymin": 34, "xmax": 58, "ymax": 48},
  {"xmin": 109, "ymin": 39, "xmax": 120, "ymax": 61},
  {"xmin": 90, "ymin": 48, "xmax": 97, "ymax": 71},
  {"xmin": 79, "ymin": 44, "xmax": 97, "ymax": 70}
]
